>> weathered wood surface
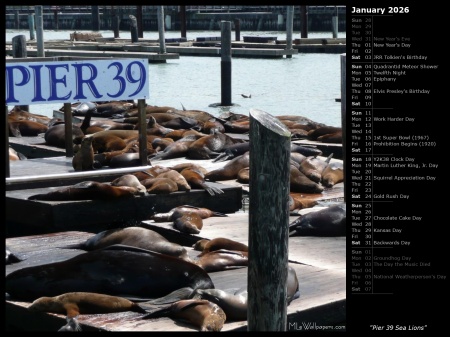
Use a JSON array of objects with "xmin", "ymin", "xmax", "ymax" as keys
[{"xmin": 6, "ymin": 210, "xmax": 346, "ymax": 332}]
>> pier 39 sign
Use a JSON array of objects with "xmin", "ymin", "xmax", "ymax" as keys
[{"xmin": 5, "ymin": 59, "xmax": 149, "ymax": 105}]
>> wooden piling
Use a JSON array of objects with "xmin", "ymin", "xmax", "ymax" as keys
[
  {"xmin": 6, "ymin": 105, "xmax": 10, "ymax": 178},
  {"xmin": 157, "ymin": 6, "xmax": 166, "ymax": 54},
  {"xmin": 300, "ymin": 6, "xmax": 308, "ymax": 38},
  {"xmin": 286, "ymin": 6, "xmax": 294, "ymax": 58},
  {"xmin": 180, "ymin": 5, "xmax": 187, "ymax": 38},
  {"xmin": 340, "ymin": 54, "xmax": 346, "ymax": 202},
  {"xmin": 63, "ymin": 103, "xmax": 74, "ymax": 157},
  {"xmin": 234, "ymin": 18, "xmax": 241, "ymax": 41},
  {"xmin": 91, "ymin": 6, "xmax": 100, "ymax": 31},
  {"xmin": 35, "ymin": 6, "xmax": 45, "ymax": 57},
  {"xmin": 137, "ymin": 99, "xmax": 148, "ymax": 166},
  {"xmin": 28, "ymin": 14, "xmax": 35, "ymax": 40},
  {"xmin": 220, "ymin": 21, "xmax": 232, "ymax": 106},
  {"xmin": 248, "ymin": 108, "xmax": 291, "ymax": 331},
  {"xmin": 130, "ymin": 14, "xmax": 138, "ymax": 43}
]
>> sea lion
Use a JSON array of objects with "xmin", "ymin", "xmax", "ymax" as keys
[
  {"xmin": 321, "ymin": 161, "xmax": 344, "ymax": 187},
  {"xmin": 298, "ymin": 154, "xmax": 333, "ymax": 183},
  {"xmin": 174, "ymin": 211, "xmax": 204, "ymax": 235},
  {"xmin": 290, "ymin": 165, "xmax": 324, "ymax": 194},
  {"xmin": 83, "ymin": 130, "xmax": 140, "ymax": 153},
  {"xmin": 289, "ymin": 203, "xmax": 346, "ymax": 236},
  {"xmin": 195, "ymin": 237, "xmax": 248, "ymax": 256},
  {"xmin": 63, "ymin": 227, "xmax": 191, "ymax": 262},
  {"xmin": 72, "ymin": 136, "xmax": 95, "ymax": 171},
  {"xmin": 28, "ymin": 291, "xmax": 147, "ymax": 317},
  {"xmin": 180, "ymin": 167, "xmax": 223, "ymax": 196},
  {"xmin": 141, "ymin": 177, "xmax": 179, "ymax": 194},
  {"xmin": 150, "ymin": 205, "xmax": 227, "ymax": 222},
  {"xmin": 317, "ymin": 130, "xmax": 342, "ymax": 143},
  {"xmin": 291, "ymin": 143, "xmax": 323, "ymax": 157},
  {"xmin": 192, "ymin": 265, "xmax": 300, "ymax": 321},
  {"xmin": 152, "ymin": 137, "xmax": 174, "ymax": 152},
  {"xmin": 187, "ymin": 131, "xmax": 242, "ymax": 160},
  {"xmin": 110, "ymin": 174, "xmax": 147, "ymax": 194},
  {"xmin": 289, "ymin": 194, "xmax": 318, "ymax": 213},
  {"xmin": 140, "ymin": 115, "xmax": 174, "ymax": 136},
  {"xmin": 8, "ymin": 119, "xmax": 49, "ymax": 137},
  {"xmin": 8, "ymin": 105, "xmax": 52, "ymax": 125},
  {"xmin": 212, "ymin": 142, "xmax": 250, "ymax": 162},
  {"xmin": 307, "ymin": 126, "xmax": 342, "ymax": 141},
  {"xmin": 44, "ymin": 123, "xmax": 84, "ymax": 148},
  {"xmin": 194, "ymin": 249, "xmax": 249, "ymax": 272},
  {"xmin": 28, "ymin": 180, "xmax": 146, "ymax": 201},
  {"xmin": 141, "ymin": 299, "xmax": 226, "ymax": 332},
  {"xmin": 237, "ymin": 167, "xmax": 250, "ymax": 183},
  {"xmin": 150, "ymin": 135, "xmax": 197, "ymax": 161},
  {"xmin": 156, "ymin": 169, "xmax": 192, "ymax": 191},
  {"xmin": 6, "ymin": 245, "xmax": 215, "ymax": 302},
  {"xmin": 205, "ymin": 151, "xmax": 250, "ymax": 181},
  {"xmin": 108, "ymin": 152, "xmax": 150, "ymax": 168}
]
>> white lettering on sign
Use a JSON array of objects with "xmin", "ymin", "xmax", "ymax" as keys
[{"xmin": 5, "ymin": 59, "xmax": 149, "ymax": 105}]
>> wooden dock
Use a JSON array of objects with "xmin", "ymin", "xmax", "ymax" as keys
[
  {"xmin": 5, "ymin": 37, "xmax": 345, "ymax": 59},
  {"xmin": 6, "ymin": 209, "xmax": 346, "ymax": 332}
]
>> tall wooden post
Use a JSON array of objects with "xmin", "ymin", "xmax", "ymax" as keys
[
  {"xmin": 248, "ymin": 108, "xmax": 291, "ymax": 331},
  {"xmin": 234, "ymin": 18, "xmax": 241, "ymax": 41},
  {"xmin": 220, "ymin": 21, "xmax": 232, "ymax": 106},
  {"xmin": 91, "ymin": 6, "xmax": 100, "ymax": 31},
  {"xmin": 35, "ymin": 6, "xmax": 45, "ymax": 57},
  {"xmin": 28, "ymin": 14, "xmax": 35, "ymax": 40},
  {"xmin": 300, "ymin": 6, "xmax": 308, "ymax": 38},
  {"xmin": 138, "ymin": 99, "xmax": 148, "ymax": 166},
  {"xmin": 64, "ymin": 103, "xmax": 74, "ymax": 157},
  {"xmin": 12, "ymin": 35, "xmax": 29, "ymax": 112},
  {"xmin": 340, "ymin": 54, "xmax": 346, "ymax": 202},
  {"xmin": 157, "ymin": 6, "xmax": 166, "ymax": 54},
  {"xmin": 180, "ymin": 6, "xmax": 187, "ymax": 38},
  {"xmin": 137, "ymin": 6, "xmax": 144, "ymax": 38},
  {"xmin": 286, "ymin": 6, "xmax": 294, "ymax": 58}
]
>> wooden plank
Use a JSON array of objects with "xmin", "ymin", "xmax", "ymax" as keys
[{"xmin": 6, "ymin": 183, "xmax": 242, "ymax": 237}]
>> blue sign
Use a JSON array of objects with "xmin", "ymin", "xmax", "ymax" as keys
[{"xmin": 5, "ymin": 59, "xmax": 149, "ymax": 105}]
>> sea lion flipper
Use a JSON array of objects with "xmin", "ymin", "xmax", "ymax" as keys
[
  {"xmin": 202, "ymin": 182, "xmax": 224, "ymax": 196},
  {"xmin": 147, "ymin": 287, "xmax": 195, "ymax": 305}
]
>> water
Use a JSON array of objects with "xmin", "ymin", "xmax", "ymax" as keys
[{"xmin": 6, "ymin": 30, "xmax": 346, "ymax": 127}]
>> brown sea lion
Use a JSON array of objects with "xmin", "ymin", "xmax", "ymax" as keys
[
  {"xmin": 317, "ymin": 130, "xmax": 342, "ymax": 143},
  {"xmin": 237, "ymin": 167, "xmax": 250, "ymax": 183},
  {"xmin": 299, "ymin": 154, "xmax": 333, "ymax": 183},
  {"xmin": 196, "ymin": 237, "xmax": 248, "ymax": 256},
  {"xmin": 163, "ymin": 129, "xmax": 207, "ymax": 141},
  {"xmin": 289, "ymin": 203, "xmax": 346, "ymax": 236},
  {"xmin": 180, "ymin": 167, "xmax": 224, "ymax": 196},
  {"xmin": 321, "ymin": 161, "xmax": 344, "ymax": 187},
  {"xmin": 170, "ymin": 162, "xmax": 208, "ymax": 175},
  {"xmin": 150, "ymin": 205, "xmax": 227, "ymax": 222},
  {"xmin": 141, "ymin": 299, "xmax": 226, "ymax": 332},
  {"xmin": 290, "ymin": 165, "xmax": 324, "ymax": 194},
  {"xmin": 110, "ymin": 174, "xmax": 147, "ymax": 194},
  {"xmin": 166, "ymin": 108, "xmax": 218, "ymax": 123},
  {"xmin": 8, "ymin": 119, "xmax": 49, "ymax": 137},
  {"xmin": 28, "ymin": 291, "xmax": 147, "ymax": 316},
  {"xmin": 187, "ymin": 131, "xmax": 242, "ymax": 160},
  {"xmin": 6, "ymin": 245, "xmax": 215, "ymax": 302},
  {"xmin": 156, "ymin": 169, "xmax": 192, "ymax": 191},
  {"xmin": 152, "ymin": 137, "xmax": 174, "ymax": 152},
  {"xmin": 192, "ymin": 239, "xmax": 211, "ymax": 252},
  {"xmin": 195, "ymin": 249, "xmax": 248, "ymax": 272},
  {"xmin": 150, "ymin": 135, "xmax": 197, "ymax": 161},
  {"xmin": 84, "ymin": 130, "xmax": 140, "ymax": 153},
  {"xmin": 174, "ymin": 211, "xmax": 204, "ymax": 234},
  {"xmin": 72, "ymin": 136, "xmax": 95, "ymax": 171},
  {"xmin": 8, "ymin": 105, "xmax": 52, "ymax": 125},
  {"xmin": 141, "ymin": 177, "xmax": 179, "ymax": 194},
  {"xmin": 307, "ymin": 126, "xmax": 342, "ymax": 141},
  {"xmin": 291, "ymin": 143, "xmax": 323, "ymax": 157},
  {"xmin": 63, "ymin": 226, "xmax": 190, "ymax": 262},
  {"xmin": 28, "ymin": 180, "xmax": 146, "ymax": 201},
  {"xmin": 140, "ymin": 116, "xmax": 174, "ymax": 136},
  {"xmin": 289, "ymin": 194, "xmax": 318, "ymax": 213},
  {"xmin": 205, "ymin": 151, "xmax": 250, "ymax": 181}
]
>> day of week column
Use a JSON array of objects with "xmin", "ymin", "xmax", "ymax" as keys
[{"xmin": 349, "ymin": 12, "xmax": 374, "ymax": 294}]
